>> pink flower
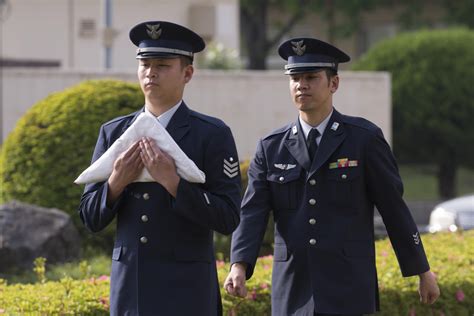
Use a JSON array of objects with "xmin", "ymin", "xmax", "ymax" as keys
[
  {"xmin": 260, "ymin": 282, "xmax": 269, "ymax": 289},
  {"xmin": 216, "ymin": 260, "xmax": 225, "ymax": 268},
  {"xmin": 263, "ymin": 264, "xmax": 271, "ymax": 270},
  {"xmin": 380, "ymin": 250, "xmax": 388, "ymax": 257},
  {"xmin": 408, "ymin": 307, "xmax": 416, "ymax": 316},
  {"xmin": 98, "ymin": 275, "xmax": 110, "ymax": 282},
  {"xmin": 248, "ymin": 290, "xmax": 257, "ymax": 301},
  {"xmin": 455, "ymin": 289, "xmax": 465, "ymax": 302},
  {"xmin": 99, "ymin": 296, "xmax": 109, "ymax": 309}
]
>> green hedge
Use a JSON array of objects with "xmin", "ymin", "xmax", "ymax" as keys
[
  {"xmin": 1, "ymin": 231, "xmax": 472, "ymax": 315},
  {"xmin": 351, "ymin": 28, "xmax": 474, "ymax": 197},
  {"xmin": 0, "ymin": 80, "xmax": 144, "ymax": 249}
]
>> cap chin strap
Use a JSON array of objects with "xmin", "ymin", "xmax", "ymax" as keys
[{"xmin": 136, "ymin": 47, "xmax": 194, "ymax": 57}]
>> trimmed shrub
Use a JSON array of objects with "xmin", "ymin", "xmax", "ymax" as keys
[
  {"xmin": 352, "ymin": 28, "xmax": 474, "ymax": 198},
  {"xmin": 0, "ymin": 277, "xmax": 110, "ymax": 315},
  {"xmin": 0, "ymin": 80, "xmax": 144, "ymax": 249},
  {"xmin": 1, "ymin": 231, "xmax": 472, "ymax": 315}
]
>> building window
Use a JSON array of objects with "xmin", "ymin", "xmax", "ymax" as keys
[{"xmin": 79, "ymin": 19, "xmax": 96, "ymax": 38}]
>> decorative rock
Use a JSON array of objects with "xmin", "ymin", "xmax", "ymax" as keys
[{"xmin": 0, "ymin": 201, "xmax": 81, "ymax": 272}]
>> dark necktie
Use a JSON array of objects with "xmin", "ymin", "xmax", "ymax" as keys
[{"xmin": 307, "ymin": 128, "xmax": 319, "ymax": 161}]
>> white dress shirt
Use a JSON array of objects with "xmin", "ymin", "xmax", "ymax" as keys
[{"xmin": 299, "ymin": 108, "xmax": 333, "ymax": 145}]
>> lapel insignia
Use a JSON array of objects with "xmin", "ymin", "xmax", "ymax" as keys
[
  {"xmin": 146, "ymin": 24, "xmax": 162, "ymax": 40},
  {"xmin": 291, "ymin": 40, "xmax": 306, "ymax": 56},
  {"xmin": 224, "ymin": 157, "xmax": 238, "ymax": 178},
  {"xmin": 292, "ymin": 125, "xmax": 298, "ymax": 135},
  {"xmin": 329, "ymin": 158, "xmax": 358, "ymax": 169},
  {"xmin": 274, "ymin": 163, "xmax": 297, "ymax": 170},
  {"xmin": 413, "ymin": 232, "xmax": 420, "ymax": 245},
  {"xmin": 331, "ymin": 122, "xmax": 339, "ymax": 131}
]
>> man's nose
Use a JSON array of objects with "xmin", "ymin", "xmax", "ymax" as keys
[
  {"xmin": 297, "ymin": 79, "xmax": 308, "ymax": 90},
  {"xmin": 146, "ymin": 67, "xmax": 157, "ymax": 78}
]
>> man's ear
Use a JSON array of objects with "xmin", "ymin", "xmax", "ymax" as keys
[
  {"xmin": 331, "ymin": 75, "xmax": 339, "ymax": 93},
  {"xmin": 184, "ymin": 65, "xmax": 194, "ymax": 83}
]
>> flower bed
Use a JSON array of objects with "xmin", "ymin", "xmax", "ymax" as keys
[{"xmin": 1, "ymin": 231, "xmax": 472, "ymax": 315}]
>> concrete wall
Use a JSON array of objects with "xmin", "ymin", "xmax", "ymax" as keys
[
  {"xmin": 1, "ymin": 69, "xmax": 391, "ymax": 160},
  {"xmin": 1, "ymin": 0, "xmax": 239, "ymax": 70}
]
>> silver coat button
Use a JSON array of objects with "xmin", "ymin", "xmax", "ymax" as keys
[
  {"xmin": 309, "ymin": 218, "xmax": 316, "ymax": 225},
  {"xmin": 309, "ymin": 198, "xmax": 316, "ymax": 205},
  {"xmin": 309, "ymin": 239, "xmax": 317, "ymax": 245},
  {"xmin": 341, "ymin": 174, "xmax": 347, "ymax": 179},
  {"xmin": 141, "ymin": 215, "xmax": 149, "ymax": 222},
  {"xmin": 140, "ymin": 236, "xmax": 148, "ymax": 244},
  {"xmin": 143, "ymin": 193, "xmax": 150, "ymax": 200},
  {"xmin": 279, "ymin": 176, "xmax": 285, "ymax": 182},
  {"xmin": 309, "ymin": 179, "xmax": 316, "ymax": 185}
]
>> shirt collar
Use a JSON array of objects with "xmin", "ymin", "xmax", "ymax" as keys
[
  {"xmin": 145, "ymin": 100, "xmax": 182, "ymax": 128},
  {"xmin": 299, "ymin": 108, "xmax": 333, "ymax": 141}
]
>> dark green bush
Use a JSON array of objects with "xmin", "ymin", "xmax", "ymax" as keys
[
  {"xmin": 1, "ymin": 231, "xmax": 472, "ymax": 315},
  {"xmin": 352, "ymin": 28, "xmax": 474, "ymax": 197},
  {"xmin": 0, "ymin": 80, "xmax": 143, "ymax": 249}
]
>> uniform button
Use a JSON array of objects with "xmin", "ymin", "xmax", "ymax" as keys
[
  {"xmin": 341, "ymin": 174, "xmax": 347, "ymax": 179},
  {"xmin": 309, "ymin": 179, "xmax": 316, "ymax": 185},
  {"xmin": 141, "ymin": 215, "xmax": 149, "ymax": 222},
  {"xmin": 140, "ymin": 236, "xmax": 148, "ymax": 244},
  {"xmin": 309, "ymin": 198, "xmax": 316, "ymax": 205},
  {"xmin": 309, "ymin": 239, "xmax": 317, "ymax": 245},
  {"xmin": 143, "ymin": 193, "xmax": 150, "ymax": 200},
  {"xmin": 309, "ymin": 218, "xmax": 316, "ymax": 225},
  {"xmin": 279, "ymin": 176, "xmax": 285, "ymax": 182}
]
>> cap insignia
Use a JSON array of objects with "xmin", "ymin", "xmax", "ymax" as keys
[
  {"xmin": 291, "ymin": 40, "xmax": 306, "ymax": 56},
  {"xmin": 146, "ymin": 24, "xmax": 162, "ymax": 40}
]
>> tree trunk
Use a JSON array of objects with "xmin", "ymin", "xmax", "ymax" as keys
[
  {"xmin": 240, "ymin": 1, "xmax": 268, "ymax": 70},
  {"xmin": 438, "ymin": 158, "xmax": 457, "ymax": 199}
]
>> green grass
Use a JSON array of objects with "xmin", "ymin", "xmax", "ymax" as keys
[{"xmin": 399, "ymin": 164, "xmax": 474, "ymax": 201}]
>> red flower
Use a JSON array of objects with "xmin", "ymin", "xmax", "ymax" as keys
[{"xmin": 455, "ymin": 289, "xmax": 465, "ymax": 302}]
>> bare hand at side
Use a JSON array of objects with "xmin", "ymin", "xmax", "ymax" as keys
[
  {"xmin": 224, "ymin": 263, "xmax": 248, "ymax": 298},
  {"xmin": 418, "ymin": 270, "xmax": 440, "ymax": 304}
]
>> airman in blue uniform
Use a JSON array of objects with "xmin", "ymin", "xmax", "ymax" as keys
[
  {"xmin": 78, "ymin": 21, "xmax": 241, "ymax": 316},
  {"xmin": 224, "ymin": 38, "xmax": 440, "ymax": 315}
]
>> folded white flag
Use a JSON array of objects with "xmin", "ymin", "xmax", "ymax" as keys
[{"xmin": 74, "ymin": 112, "xmax": 206, "ymax": 184}]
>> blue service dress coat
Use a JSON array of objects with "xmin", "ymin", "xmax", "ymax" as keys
[
  {"xmin": 230, "ymin": 109, "xmax": 430, "ymax": 315},
  {"xmin": 79, "ymin": 102, "xmax": 241, "ymax": 316}
]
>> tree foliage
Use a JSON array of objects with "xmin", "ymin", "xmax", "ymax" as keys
[
  {"xmin": 352, "ymin": 28, "xmax": 474, "ymax": 198},
  {"xmin": 240, "ymin": 0, "xmax": 474, "ymax": 70}
]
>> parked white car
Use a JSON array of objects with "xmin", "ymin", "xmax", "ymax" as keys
[{"xmin": 428, "ymin": 195, "xmax": 474, "ymax": 233}]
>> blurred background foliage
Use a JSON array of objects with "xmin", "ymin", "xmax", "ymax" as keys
[{"xmin": 352, "ymin": 28, "xmax": 474, "ymax": 199}]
